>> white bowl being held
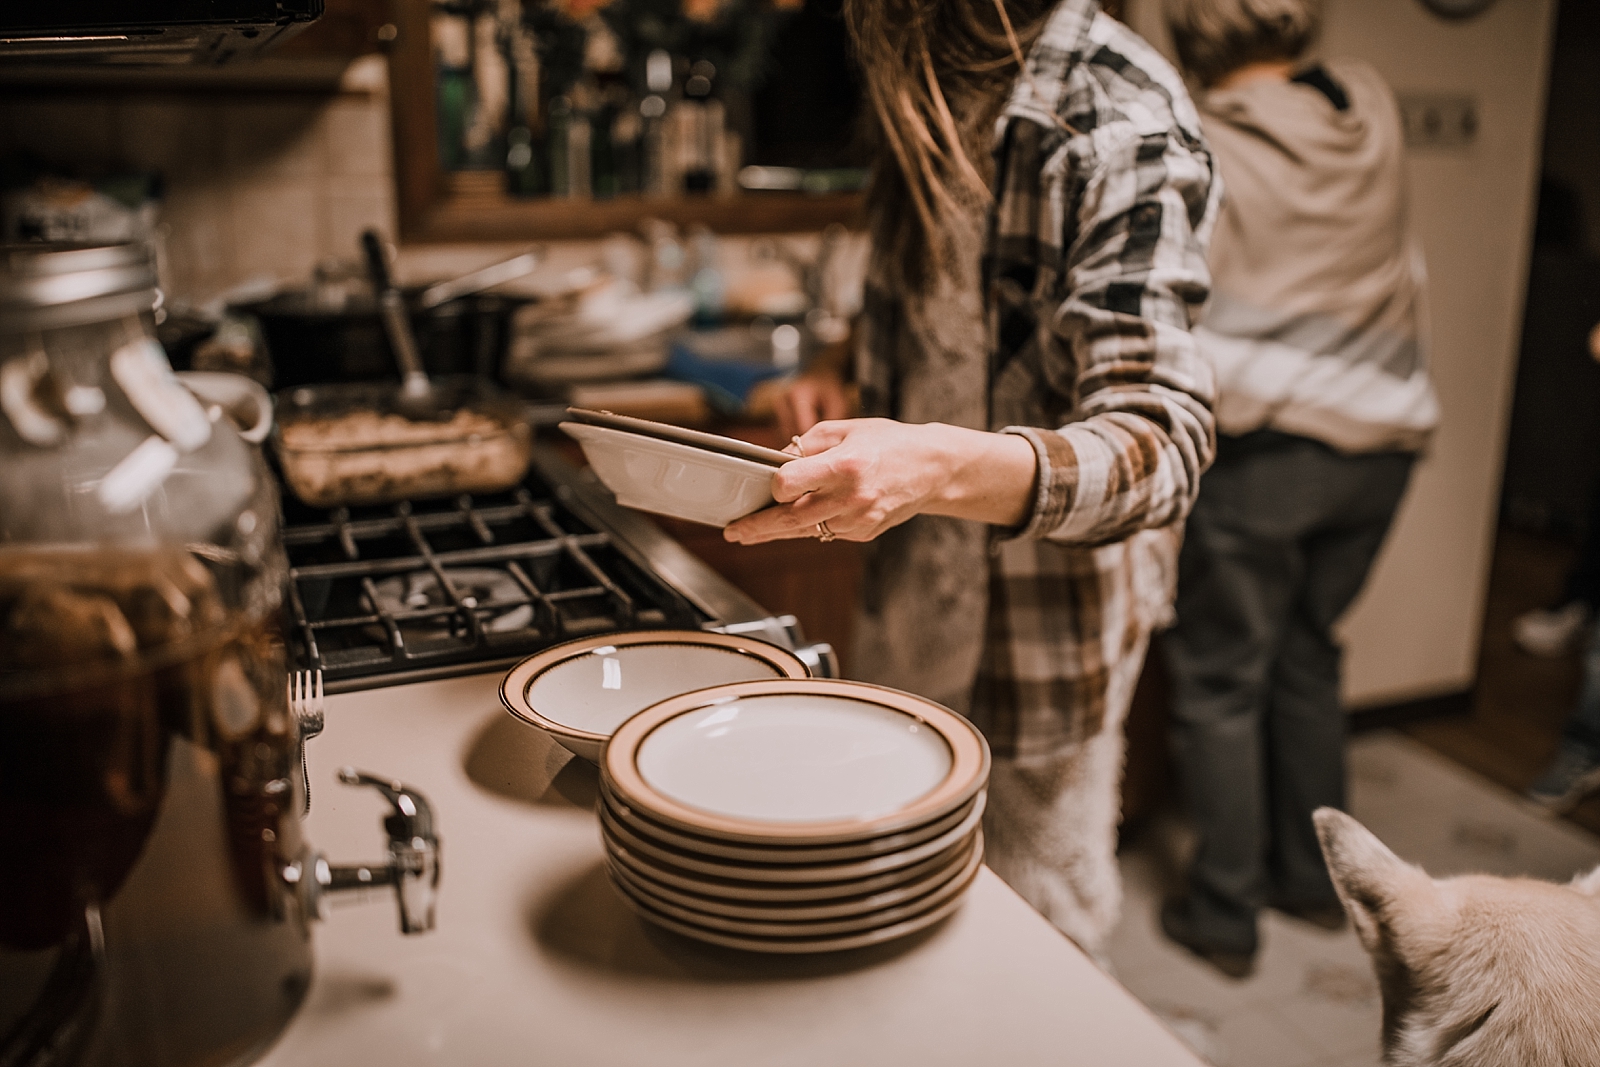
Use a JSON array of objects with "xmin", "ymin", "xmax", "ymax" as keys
[{"xmin": 560, "ymin": 420, "xmax": 784, "ymax": 527}]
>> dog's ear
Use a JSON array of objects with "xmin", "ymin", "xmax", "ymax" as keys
[
  {"xmin": 1314, "ymin": 807, "xmax": 1434, "ymax": 953},
  {"xmin": 1571, "ymin": 864, "xmax": 1600, "ymax": 897}
]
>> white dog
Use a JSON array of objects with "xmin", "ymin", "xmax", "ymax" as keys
[{"xmin": 1313, "ymin": 808, "xmax": 1600, "ymax": 1067}]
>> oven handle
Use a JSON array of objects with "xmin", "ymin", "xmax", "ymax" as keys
[{"xmin": 711, "ymin": 614, "xmax": 838, "ymax": 679}]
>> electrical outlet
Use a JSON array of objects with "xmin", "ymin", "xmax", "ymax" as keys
[{"xmin": 1398, "ymin": 94, "xmax": 1478, "ymax": 148}]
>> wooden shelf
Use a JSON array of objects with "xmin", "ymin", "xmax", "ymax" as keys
[
  {"xmin": 387, "ymin": 0, "xmax": 861, "ymax": 243},
  {"xmin": 0, "ymin": 57, "xmax": 363, "ymax": 94},
  {"xmin": 407, "ymin": 184, "xmax": 864, "ymax": 242}
]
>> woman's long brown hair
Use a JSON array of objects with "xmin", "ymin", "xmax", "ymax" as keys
[
  {"xmin": 844, "ymin": 0, "xmax": 1055, "ymax": 288},
  {"xmin": 845, "ymin": 0, "xmax": 1121, "ymax": 289}
]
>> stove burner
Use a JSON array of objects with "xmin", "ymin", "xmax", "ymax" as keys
[
  {"xmin": 279, "ymin": 467, "xmax": 709, "ymax": 688},
  {"xmin": 371, "ymin": 569, "xmax": 535, "ymax": 634}
]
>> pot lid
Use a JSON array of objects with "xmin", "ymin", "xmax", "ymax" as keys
[{"xmin": 1, "ymin": 242, "xmax": 160, "ymax": 331}]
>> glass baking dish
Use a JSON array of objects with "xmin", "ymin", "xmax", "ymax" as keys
[{"xmin": 273, "ymin": 378, "xmax": 533, "ymax": 508}]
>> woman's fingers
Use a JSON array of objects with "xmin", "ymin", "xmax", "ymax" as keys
[
  {"xmin": 792, "ymin": 419, "xmax": 853, "ymax": 455},
  {"xmin": 819, "ymin": 380, "xmax": 852, "ymax": 423},
  {"xmin": 725, "ymin": 419, "xmax": 913, "ymax": 544},
  {"xmin": 770, "ymin": 458, "xmax": 822, "ymax": 504},
  {"xmin": 771, "ymin": 421, "xmax": 866, "ymax": 503},
  {"xmin": 773, "ymin": 371, "xmax": 851, "ymax": 438},
  {"xmin": 774, "ymin": 383, "xmax": 815, "ymax": 440},
  {"xmin": 724, "ymin": 419, "xmax": 1038, "ymax": 544},
  {"xmin": 724, "ymin": 499, "xmax": 842, "ymax": 544}
]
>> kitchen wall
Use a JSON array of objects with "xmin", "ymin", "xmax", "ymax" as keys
[
  {"xmin": 0, "ymin": 55, "xmax": 804, "ymax": 304},
  {"xmin": 0, "ymin": 57, "xmax": 396, "ymax": 303},
  {"xmin": 1129, "ymin": 0, "xmax": 1558, "ymax": 706}
]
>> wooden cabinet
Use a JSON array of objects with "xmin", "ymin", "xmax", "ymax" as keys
[
  {"xmin": 383, "ymin": 0, "xmax": 865, "ymax": 242},
  {"xmin": 275, "ymin": 0, "xmax": 393, "ymax": 58},
  {"xmin": 652, "ymin": 513, "xmax": 862, "ymax": 675}
]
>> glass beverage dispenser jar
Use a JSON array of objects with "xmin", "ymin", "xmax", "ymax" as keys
[{"xmin": 0, "ymin": 243, "xmax": 438, "ymax": 1067}]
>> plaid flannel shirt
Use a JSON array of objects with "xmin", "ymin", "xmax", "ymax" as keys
[{"xmin": 967, "ymin": 0, "xmax": 1220, "ymax": 758}]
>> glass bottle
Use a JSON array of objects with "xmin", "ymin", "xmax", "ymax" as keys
[
  {"xmin": 0, "ymin": 242, "xmax": 306, "ymax": 1067},
  {"xmin": 681, "ymin": 60, "xmax": 721, "ymax": 196}
]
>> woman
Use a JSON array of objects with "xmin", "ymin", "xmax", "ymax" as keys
[
  {"xmin": 724, "ymin": 0, "xmax": 1219, "ymax": 957},
  {"xmin": 1156, "ymin": 0, "xmax": 1437, "ymax": 976}
]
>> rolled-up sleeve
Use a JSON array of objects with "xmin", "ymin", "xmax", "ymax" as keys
[{"xmin": 1004, "ymin": 123, "xmax": 1219, "ymax": 545}]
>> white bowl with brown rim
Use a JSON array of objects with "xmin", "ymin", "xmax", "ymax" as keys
[{"xmin": 498, "ymin": 630, "xmax": 810, "ymax": 763}]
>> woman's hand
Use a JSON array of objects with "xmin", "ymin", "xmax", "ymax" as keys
[
  {"xmin": 768, "ymin": 322, "xmax": 856, "ymax": 439},
  {"xmin": 723, "ymin": 418, "xmax": 1040, "ymax": 544},
  {"xmin": 772, "ymin": 367, "xmax": 853, "ymax": 440}
]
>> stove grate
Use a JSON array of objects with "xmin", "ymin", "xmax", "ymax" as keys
[{"xmin": 280, "ymin": 471, "xmax": 707, "ymax": 685}]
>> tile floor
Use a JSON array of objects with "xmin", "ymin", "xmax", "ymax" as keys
[{"xmin": 1105, "ymin": 729, "xmax": 1600, "ymax": 1067}]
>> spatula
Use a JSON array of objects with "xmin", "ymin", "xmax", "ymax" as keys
[{"xmin": 361, "ymin": 229, "xmax": 437, "ymax": 419}]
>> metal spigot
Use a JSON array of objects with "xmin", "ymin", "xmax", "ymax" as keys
[{"xmin": 283, "ymin": 768, "xmax": 441, "ymax": 935}]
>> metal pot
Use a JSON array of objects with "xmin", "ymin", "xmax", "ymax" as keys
[{"xmin": 235, "ymin": 288, "xmax": 527, "ymax": 390}]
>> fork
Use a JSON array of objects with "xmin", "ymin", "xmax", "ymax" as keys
[{"xmin": 287, "ymin": 669, "xmax": 325, "ymax": 814}]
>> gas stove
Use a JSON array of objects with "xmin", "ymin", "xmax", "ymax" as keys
[{"xmin": 280, "ymin": 444, "xmax": 833, "ymax": 692}]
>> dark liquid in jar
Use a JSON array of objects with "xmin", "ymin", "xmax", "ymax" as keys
[{"xmin": 0, "ymin": 547, "xmax": 311, "ymax": 1067}]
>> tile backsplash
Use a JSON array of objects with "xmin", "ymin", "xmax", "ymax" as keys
[
  {"xmin": 0, "ymin": 56, "xmax": 862, "ymax": 325},
  {"xmin": 0, "ymin": 57, "xmax": 397, "ymax": 303}
]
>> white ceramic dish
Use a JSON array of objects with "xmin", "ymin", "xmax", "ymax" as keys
[
  {"xmin": 565, "ymin": 407, "xmax": 794, "ymax": 467},
  {"xmin": 598, "ymin": 795, "xmax": 984, "ymax": 884},
  {"xmin": 519, "ymin": 344, "xmax": 669, "ymax": 385},
  {"xmin": 606, "ymin": 834, "xmax": 981, "ymax": 921},
  {"xmin": 603, "ymin": 679, "xmax": 990, "ymax": 845},
  {"xmin": 604, "ymin": 833, "xmax": 975, "ymax": 904},
  {"xmin": 522, "ymin": 286, "xmax": 694, "ymax": 351},
  {"xmin": 600, "ymin": 778, "xmax": 978, "ymax": 865},
  {"xmin": 638, "ymin": 693, "xmax": 953, "ymax": 823},
  {"xmin": 499, "ymin": 631, "xmax": 809, "ymax": 762},
  {"xmin": 613, "ymin": 867, "xmax": 980, "ymax": 954},
  {"xmin": 607, "ymin": 831, "xmax": 982, "ymax": 926},
  {"xmin": 609, "ymin": 838, "xmax": 982, "ymax": 937},
  {"xmin": 561, "ymin": 421, "xmax": 779, "ymax": 527}
]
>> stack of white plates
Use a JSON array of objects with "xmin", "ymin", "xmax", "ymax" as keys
[
  {"xmin": 499, "ymin": 631, "xmax": 811, "ymax": 762},
  {"xmin": 598, "ymin": 678, "xmax": 991, "ymax": 953},
  {"xmin": 505, "ymin": 285, "xmax": 695, "ymax": 387}
]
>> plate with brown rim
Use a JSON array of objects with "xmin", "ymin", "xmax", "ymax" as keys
[
  {"xmin": 606, "ymin": 832, "xmax": 984, "ymax": 932},
  {"xmin": 499, "ymin": 630, "xmax": 810, "ymax": 762},
  {"xmin": 602, "ymin": 678, "xmax": 989, "ymax": 846},
  {"xmin": 603, "ymin": 831, "xmax": 976, "ymax": 904}
]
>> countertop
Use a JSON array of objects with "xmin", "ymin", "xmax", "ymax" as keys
[{"xmin": 257, "ymin": 671, "xmax": 1206, "ymax": 1067}]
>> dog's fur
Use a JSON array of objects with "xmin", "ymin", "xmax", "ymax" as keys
[{"xmin": 1314, "ymin": 808, "xmax": 1600, "ymax": 1067}]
